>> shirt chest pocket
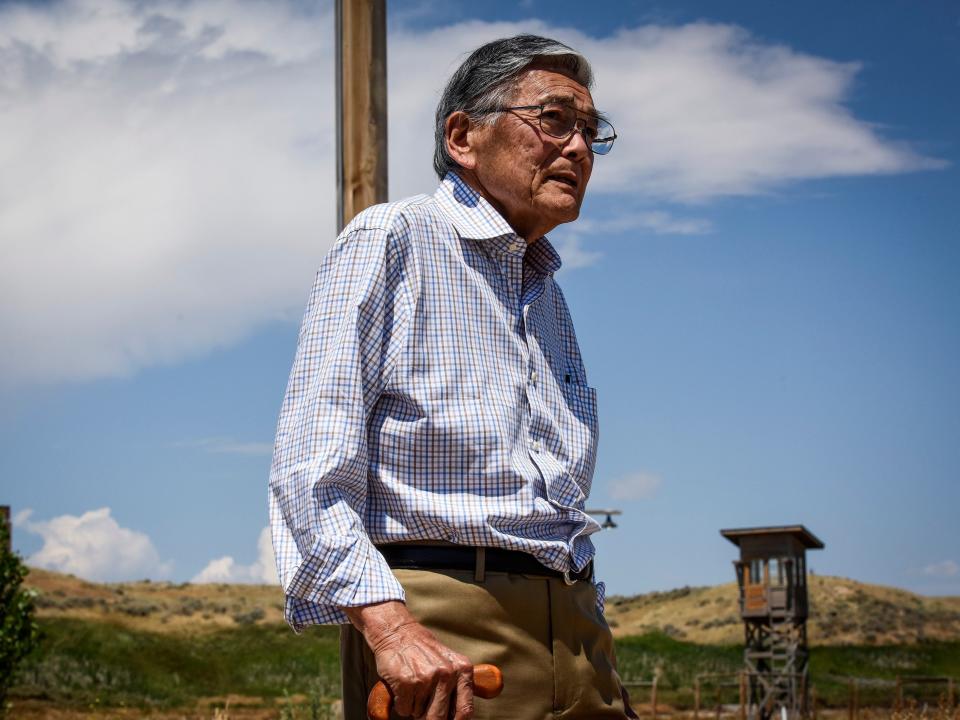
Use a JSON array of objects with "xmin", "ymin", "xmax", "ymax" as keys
[
  {"xmin": 560, "ymin": 382, "xmax": 598, "ymax": 436},
  {"xmin": 554, "ymin": 381, "xmax": 599, "ymax": 493}
]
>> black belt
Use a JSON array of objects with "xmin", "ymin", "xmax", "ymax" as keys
[{"xmin": 378, "ymin": 544, "xmax": 593, "ymax": 584}]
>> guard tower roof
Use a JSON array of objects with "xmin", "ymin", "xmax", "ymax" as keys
[{"xmin": 720, "ymin": 525, "xmax": 824, "ymax": 549}]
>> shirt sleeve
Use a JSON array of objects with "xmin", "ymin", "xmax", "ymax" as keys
[{"xmin": 268, "ymin": 222, "xmax": 413, "ymax": 630}]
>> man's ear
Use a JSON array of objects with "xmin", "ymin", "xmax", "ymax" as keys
[{"xmin": 445, "ymin": 111, "xmax": 482, "ymax": 170}]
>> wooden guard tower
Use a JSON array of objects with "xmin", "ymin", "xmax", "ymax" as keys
[{"xmin": 721, "ymin": 525, "xmax": 824, "ymax": 720}]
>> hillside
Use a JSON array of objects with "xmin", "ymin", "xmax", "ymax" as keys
[
  {"xmin": 604, "ymin": 575, "xmax": 960, "ymax": 644},
  {"xmin": 24, "ymin": 568, "xmax": 960, "ymax": 645},
  {"xmin": 25, "ymin": 567, "xmax": 287, "ymax": 633}
]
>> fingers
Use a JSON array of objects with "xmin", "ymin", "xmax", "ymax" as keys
[
  {"xmin": 372, "ymin": 623, "xmax": 474, "ymax": 720},
  {"xmin": 414, "ymin": 651, "xmax": 471, "ymax": 720},
  {"xmin": 384, "ymin": 646, "xmax": 432, "ymax": 717},
  {"xmin": 453, "ymin": 661, "xmax": 475, "ymax": 720},
  {"xmin": 423, "ymin": 664, "xmax": 454, "ymax": 720},
  {"xmin": 424, "ymin": 652, "xmax": 473, "ymax": 720}
]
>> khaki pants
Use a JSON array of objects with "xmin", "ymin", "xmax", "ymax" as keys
[{"xmin": 340, "ymin": 567, "xmax": 633, "ymax": 719}]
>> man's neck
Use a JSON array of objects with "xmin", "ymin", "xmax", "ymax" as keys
[{"xmin": 453, "ymin": 170, "xmax": 541, "ymax": 244}]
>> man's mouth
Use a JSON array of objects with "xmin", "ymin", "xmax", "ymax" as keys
[{"xmin": 548, "ymin": 174, "xmax": 578, "ymax": 189}]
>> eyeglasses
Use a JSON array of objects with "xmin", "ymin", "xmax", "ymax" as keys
[{"xmin": 488, "ymin": 103, "xmax": 617, "ymax": 155}]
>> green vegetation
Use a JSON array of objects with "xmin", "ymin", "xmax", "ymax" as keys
[
  {"xmin": 10, "ymin": 622, "xmax": 960, "ymax": 712},
  {"xmin": 0, "ymin": 522, "xmax": 40, "ymax": 714},
  {"xmin": 616, "ymin": 633, "xmax": 960, "ymax": 708},
  {"xmin": 13, "ymin": 618, "xmax": 340, "ymax": 711}
]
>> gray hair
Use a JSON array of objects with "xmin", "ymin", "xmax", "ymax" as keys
[{"xmin": 433, "ymin": 34, "xmax": 594, "ymax": 179}]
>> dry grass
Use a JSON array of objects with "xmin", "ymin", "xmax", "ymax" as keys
[
  {"xmin": 9, "ymin": 696, "xmax": 346, "ymax": 719},
  {"xmin": 24, "ymin": 567, "xmax": 286, "ymax": 634},
  {"xmin": 604, "ymin": 576, "xmax": 960, "ymax": 644},
  {"xmin": 24, "ymin": 566, "xmax": 960, "ymax": 645},
  {"xmin": 890, "ymin": 698, "xmax": 960, "ymax": 720}
]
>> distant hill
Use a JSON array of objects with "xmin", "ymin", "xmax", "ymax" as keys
[
  {"xmin": 24, "ymin": 567, "xmax": 286, "ymax": 634},
  {"xmin": 24, "ymin": 568, "xmax": 960, "ymax": 645},
  {"xmin": 604, "ymin": 575, "xmax": 960, "ymax": 644}
]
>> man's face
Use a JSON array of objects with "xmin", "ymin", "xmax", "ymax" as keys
[{"xmin": 470, "ymin": 68, "xmax": 596, "ymax": 241}]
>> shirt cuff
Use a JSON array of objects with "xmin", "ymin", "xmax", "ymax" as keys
[
  {"xmin": 284, "ymin": 535, "xmax": 405, "ymax": 630},
  {"xmin": 594, "ymin": 579, "xmax": 606, "ymax": 618}
]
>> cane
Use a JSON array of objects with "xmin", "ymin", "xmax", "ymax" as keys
[{"xmin": 366, "ymin": 663, "xmax": 504, "ymax": 720}]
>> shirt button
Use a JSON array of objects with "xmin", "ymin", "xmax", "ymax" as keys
[
  {"xmin": 509, "ymin": 241, "xmax": 523, "ymax": 253},
  {"xmin": 530, "ymin": 370, "xmax": 538, "ymax": 385},
  {"xmin": 532, "ymin": 439, "xmax": 542, "ymax": 453}
]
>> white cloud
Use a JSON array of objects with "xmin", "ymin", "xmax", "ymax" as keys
[
  {"xmin": 552, "ymin": 235, "xmax": 604, "ymax": 272},
  {"xmin": 17, "ymin": 507, "xmax": 173, "ymax": 581},
  {"xmin": 192, "ymin": 525, "xmax": 278, "ymax": 584},
  {"xmin": 608, "ymin": 471, "xmax": 662, "ymax": 501},
  {"xmin": 577, "ymin": 22, "xmax": 945, "ymax": 200},
  {"xmin": 387, "ymin": 19, "xmax": 944, "ymax": 202},
  {"xmin": 0, "ymin": 0, "xmax": 335, "ymax": 386},
  {"xmin": 921, "ymin": 560, "xmax": 959, "ymax": 578},
  {"xmin": 564, "ymin": 209, "xmax": 713, "ymax": 237},
  {"xmin": 0, "ymin": 1, "xmax": 943, "ymax": 385},
  {"xmin": 551, "ymin": 209, "xmax": 712, "ymax": 269}
]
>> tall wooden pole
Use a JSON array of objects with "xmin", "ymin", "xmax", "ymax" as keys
[
  {"xmin": 336, "ymin": 0, "xmax": 388, "ymax": 231},
  {"xmin": 1, "ymin": 505, "xmax": 10, "ymax": 552}
]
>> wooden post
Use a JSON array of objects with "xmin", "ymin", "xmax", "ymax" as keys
[
  {"xmin": 852, "ymin": 679, "xmax": 859, "ymax": 720},
  {"xmin": 651, "ymin": 674, "xmax": 658, "ymax": 720},
  {"xmin": 895, "ymin": 675, "xmax": 903, "ymax": 712},
  {"xmin": 695, "ymin": 678, "xmax": 701, "ymax": 720},
  {"xmin": 948, "ymin": 677, "xmax": 955, "ymax": 710},
  {"xmin": 739, "ymin": 672, "xmax": 747, "ymax": 720},
  {"xmin": 1, "ymin": 505, "xmax": 9, "ymax": 552},
  {"xmin": 335, "ymin": 0, "xmax": 388, "ymax": 231},
  {"xmin": 716, "ymin": 681, "xmax": 722, "ymax": 720},
  {"xmin": 847, "ymin": 679, "xmax": 854, "ymax": 720},
  {"xmin": 811, "ymin": 686, "xmax": 817, "ymax": 720}
]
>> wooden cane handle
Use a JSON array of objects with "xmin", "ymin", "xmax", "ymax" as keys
[{"xmin": 366, "ymin": 663, "xmax": 503, "ymax": 720}]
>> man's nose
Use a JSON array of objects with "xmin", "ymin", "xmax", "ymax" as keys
[{"xmin": 561, "ymin": 125, "xmax": 591, "ymax": 160}]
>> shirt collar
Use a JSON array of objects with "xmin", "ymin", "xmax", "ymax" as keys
[
  {"xmin": 435, "ymin": 171, "xmax": 514, "ymax": 240},
  {"xmin": 435, "ymin": 171, "xmax": 563, "ymax": 275},
  {"xmin": 526, "ymin": 235, "xmax": 562, "ymax": 276}
]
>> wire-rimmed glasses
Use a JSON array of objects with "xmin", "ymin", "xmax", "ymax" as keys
[{"xmin": 489, "ymin": 103, "xmax": 617, "ymax": 155}]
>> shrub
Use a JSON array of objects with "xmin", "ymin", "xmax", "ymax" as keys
[
  {"xmin": 0, "ymin": 520, "xmax": 40, "ymax": 714},
  {"xmin": 176, "ymin": 598, "xmax": 204, "ymax": 616},
  {"xmin": 115, "ymin": 599, "xmax": 160, "ymax": 617},
  {"xmin": 232, "ymin": 607, "xmax": 266, "ymax": 625}
]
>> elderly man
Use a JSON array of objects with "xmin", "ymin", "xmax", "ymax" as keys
[{"xmin": 270, "ymin": 34, "xmax": 632, "ymax": 720}]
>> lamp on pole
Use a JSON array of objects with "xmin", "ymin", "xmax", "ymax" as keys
[{"xmin": 586, "ymin": 508, "xmax": 622, "ymax": 530}]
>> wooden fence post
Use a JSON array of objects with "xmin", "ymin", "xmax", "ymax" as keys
[
  {"xmin": 740, "ymin": 670, "xmax": 747, "ymax": 720},
  {"xmin": 716, "ymin": 681, "xmax": 722, "ymax": 720},
  {"xmin": 948, "ymin": 677, "xmax": 955, "ymax": 710},
  {"xmin": 853, "ymin": 679, "xmax": 859, "ymax": 720},
  {"xmin": 651, "ymin": 674, "xmax": 658, "ymax": 720},
  {"xmin": 847, "ymin": 679, "xmax": 856, "ymax": 720},
  {"xmin": 800, "ymin": 673, "xmax": 807, "ymax": 720},
  {"xmin": 695, "ymin": 678, "xmax": 701, "ymax": 720},
  {"xmin": 895, "ymin": 675, "xmax": 903, "ymax": 712}
]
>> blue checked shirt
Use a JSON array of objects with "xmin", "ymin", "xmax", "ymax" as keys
[{"xmin": 269, "ymin": 172, "xmax": 603, "ymax": 630}]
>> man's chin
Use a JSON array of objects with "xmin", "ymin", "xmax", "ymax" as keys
[
  {"xmin": 538, "ymin": 194, "xmax": 581, "ymax": 218},
  {"xmin": 547, "ymin": 203, "xmax": 581, "ymax": 227}
]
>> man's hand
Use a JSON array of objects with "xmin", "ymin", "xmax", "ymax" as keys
[{"xmin": 345, "ymin": 600, "xmax": 474, "ymax": 720}]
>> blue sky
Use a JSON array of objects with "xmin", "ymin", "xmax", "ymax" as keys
[{"xmin": 1, "ymin": 0, "xmax": 958, "ymax": 597}]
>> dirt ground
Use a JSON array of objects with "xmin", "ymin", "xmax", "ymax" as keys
[
  {"xmin": 10, "ymin": 703, "xmax": 959, "ymax": 720},
  {"xmin": 7, "ymin": 698, "xmax": 344, "ymax": 720}
]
